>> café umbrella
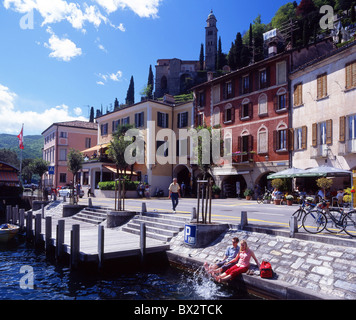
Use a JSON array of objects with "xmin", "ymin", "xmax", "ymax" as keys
[
  {"xmin": 295, "ymin": 165, "xmax": 352, "ymax": 177},
  {"xmin": 267, "ymin": 167, "xmax": 307, "ymax": 179}
]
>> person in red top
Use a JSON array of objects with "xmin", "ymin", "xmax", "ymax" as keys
[{"xmin": 213, "ymin": 240, "xmax": 260, "ymax": 283}]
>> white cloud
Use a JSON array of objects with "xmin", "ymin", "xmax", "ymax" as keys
[
  {"xmin": 94, "ymin": 0, "xmax": 162, "ymax": 18},
  {"xmin": 3, "ymin": 0, "xmax": 143, "ymax": 32},
  {"xmin": 97, "ymin": 70, "xmax": 123, "ymax": 85},
  {"xmin": 0, "ymin": 84, "xmax": 86, "ymax": 135},
  {"xmin": 44, "ymin": 28, "xmax": 82, "ymax": 61}
]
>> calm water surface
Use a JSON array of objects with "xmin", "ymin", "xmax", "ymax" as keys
[{"xmin": 0, "ymin": 237, "xmax": 255, "ymax": 300}]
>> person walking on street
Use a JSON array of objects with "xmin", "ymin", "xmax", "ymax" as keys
[{"xmin": 168, "ymin": 178, "xmax": 180, "ymax": 213}]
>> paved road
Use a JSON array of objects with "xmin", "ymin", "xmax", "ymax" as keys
[{"xmin": 79, "ymin": 196, "xmax": 297, "ymax": 229}]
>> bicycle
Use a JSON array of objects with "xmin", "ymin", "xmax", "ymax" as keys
[
  {"xmin": 302, "ymin": 202, "xmax": 328, "ymax": 234},
  {"xmin": 256, "ymin": 188, "xmax": 272, "ymax": 204},
  {"xmin": 291, "ymin": 197, "xmax": 317, "ymax": 229},
  {"xmin": 339, "ymin": 209, "xmax": 356, "ymax": 237}
]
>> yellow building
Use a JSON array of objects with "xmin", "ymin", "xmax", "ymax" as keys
[{"xmin": 82, "ymin": 97, "xmax": 194, "ymax": 197}]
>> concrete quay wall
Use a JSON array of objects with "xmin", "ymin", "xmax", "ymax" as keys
[{"xmin": 168, "ymin": 227, "xmax": 356, "ymax": 300}]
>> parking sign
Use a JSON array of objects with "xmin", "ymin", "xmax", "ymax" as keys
[{"xmin": 184, "ymin": 224, "xmax": 196, "ymax": 245}]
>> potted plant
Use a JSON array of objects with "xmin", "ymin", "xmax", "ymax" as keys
[
  {"xmin": 212, "ymin": 185, "xmax": 221, "ymax": 199},
  {"xmin": 244, "ymin": 188, "xmax": 253, "ymax": 200},
  {"xmin": 286, "ymin": 194, "xmax": 294, "ymax": 206},
  {"xmin": 316, "ymin": 177, "xmax": 333, "ymax": 206},
  {"xmin": 271, "ymin": 179, "xmax": 284, "ymax": 205}
]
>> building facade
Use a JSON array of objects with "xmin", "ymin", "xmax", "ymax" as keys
[
  {"xmin": 83, "ymin": 98, "xmax": 194, "ymax": 196},
  {"xmin": 42, "ymin": 121, "xmax": 98, "ymax": 188},
  {"xmin": 193, "ymin": 49, "xmax": 292, "ymax": 196},
  {"xmin": 290, "ymin": 41, "xmax": 356, "ymax": 190}
]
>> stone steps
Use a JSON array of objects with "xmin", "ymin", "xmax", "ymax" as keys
[
  {"xmin": 122, "ymin": 213, "xmax": 189, "ymax": 242},
  {"xmin": 72, "ymin": 207, "xmax": 109, "ymax": 225}
]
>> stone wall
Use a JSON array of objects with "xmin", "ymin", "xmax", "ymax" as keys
[{"xmin": 169, "ymin": 228, "xmax": 356, "ymax": 299}]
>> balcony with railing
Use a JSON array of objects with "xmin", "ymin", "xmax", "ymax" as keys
[{"xmin": 232, "ymin": 151, "xmax": 256, "ymax": 164}]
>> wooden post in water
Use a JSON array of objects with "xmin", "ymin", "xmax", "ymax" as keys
[
  {"xmin": 140, "ymin": 222, "xmax": 146, "ymax": 264},
  {"xmin": 6, "ymin": 205, "xmax": 11, "ymax": 223},
  {"xmin": 12, "ymin": 206, "xmax": 18, "ymax": 225},
  {"xmin": 41, "ymin": 204, "xmax": 45, "ymax": 219},
  {"xmin": 19, "ymin": 209, "xmax": 25, "ymax": 231},
  {"xmin": 98, "ymin": 225, "xmax": 104, "ymax": 271},
  {"xmin": 26, "ymin": 211, "xmax": 33, "ymax": 240},
  {"xmin": 45, "ymin": 216, "xmax": 52, "ymax": 252},
  {"xmin": 71, "ymin": 224, "xmax": 80, "ymax": 269},
  {"xmin": 35, "ymin": 214, "xmax": 42, "ymax": 245},
  {"xmin": 56, "ymin": 220, "xmax": 65, "ymax": 261}
]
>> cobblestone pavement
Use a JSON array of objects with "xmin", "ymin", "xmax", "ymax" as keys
[{"xmin": 169, "ymin": 228, "xmax": 356, "ymax": 299}]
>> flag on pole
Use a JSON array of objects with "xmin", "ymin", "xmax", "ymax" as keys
[{"xmin": 17, "ymin": 125, "xmax": 24, "ymax": 150}]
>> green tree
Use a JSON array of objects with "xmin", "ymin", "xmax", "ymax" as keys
[
  {"xmin": 199, "ymin": 43, "xmax": 204, "ymax": 71},
  {"xmin": 29, "ymin": 158, "xmax": 49, "ymax": 192},
  {"xmin": 125, "ymin": 76, "xmax": 135, "ymax": 106},
  {"xmin": 106, "ymin": 124, "xmax": 134, "ymax": 178},
  {"xmin": 147, "ymin": 65, "xmax": 154, "ymax": 99},
  {"xmin": 114, "ymin": 98, "xmax": 119, "ymax": 111},
  {"xmin": 271, "ymin": 2, "xmax": 297, "ymax": 29},
  {"xmin": 67, "ymin": 149, "xmax": 84, "ymax": 204},
  {"xmin": 89, "ymin": 106, "xmax": 95, "ymax": 122}
]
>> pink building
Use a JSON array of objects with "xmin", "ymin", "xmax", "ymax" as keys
[{"xmin": 42, "ymin": 121, "xmax": 98, "ymax": 188}]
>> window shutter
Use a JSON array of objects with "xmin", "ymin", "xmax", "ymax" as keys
[
  {"xmin": 302, "ymin": 126, "xmax": 307, "ymax": 149},
  {"xmin": 248, "ymin": 102, "xmax": 253, "ymax": 119},
  {"xmin": 266, "ymin": 66, "xmax": 271, "ymax": 87},
  {"xmin": 346, "ymin": 63, "xmax": 352, "ymax": 89},
  {"xmin": 248, "ymin": 135, "xmax": 254, "ymax": 152},
  {"xmin": 317, "ymin": 76, "xmax": 322, "ymax": 99},
  {"xmin": 273, "ymin": 95, "xmax": 278, "ymax": 111},
  {"xmin": 288, "ymin": 128, "xmax": 294, "ymax": 151},
  {"xmin": 249, "ymin": 73, "xmax": 253, "ymax": 93},
  {"xmin": 273, "ymin": 130, "xmax": 278, "ymax": 151},
  {"xmin": 326, "ymin": 119, "xmax": 333, "ymax": 145},
  {"xmin": 237, "ymin": 136, "xmax": 242, "ymax": 152},
  {"xmin": 231, "ymin": 106, "xmax": 235, "ymax": 123},
  {"xmin": 352, "ymin": 62, "xmax": 356, "ymax": 88},
  {"xmin": 312, "ymin": 123, "xmax": 317, "ymax": 147},
  {"xmin": 285, "ymin": 93, "xmax": 289, "ymax": 110},
  {"xmin": 339, "ymin": 116, "xmax": 346, "ymax": 142},
  {"xmin": 239, "ymin": 104, "xmax": 242, "ymax": 120},
  {"xmin": 223, "ymin": 83, "xmax": 227, "ymax": 100}
]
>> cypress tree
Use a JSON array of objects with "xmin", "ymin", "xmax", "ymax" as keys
[
  {"xmin": 147, "ymin": 65, "xmax": 154, "ymax": 99},
  {"xmin": 114, "ymin": 98, "xmax": 119, "ymax": 110},
  {"xmin": 199, "ymin": 43, "xmax": 204, "ymax": 71},
  {"xmin": 126, "ymin": 76, "xmax": 135, "ymax": 106},
  {"xmin": 89, "ymin": 106, "xmax": 94, "ymax": 122}
]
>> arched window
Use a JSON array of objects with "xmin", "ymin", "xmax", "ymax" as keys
[
  {"xmin": 257, "ymin": 126, "xmax": 268, "ymax": 154},
  {"xmin": 258, "ymin": 94, "xmax": 268, "ymax": 116},
  {"xmin": 212, "ymin": 107, "xmax": 220, "ymax": 126}
]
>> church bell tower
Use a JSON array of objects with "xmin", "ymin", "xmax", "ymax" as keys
[{"xmin": 205, "ymin": 10, "xmax": 218, "ymax": 71}]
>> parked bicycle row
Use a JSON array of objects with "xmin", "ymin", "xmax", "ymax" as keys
[{"xmin": 291, "ymin": 198, "xmax": 356, "ymax": 237}]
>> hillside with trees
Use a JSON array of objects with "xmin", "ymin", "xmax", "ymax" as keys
[{"xmin": 0, "ymin": 134, "xmax": 43, "ymax": 160}]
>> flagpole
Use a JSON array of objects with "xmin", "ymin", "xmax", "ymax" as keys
[{"xmin": 18, "ymin": 124, "xmax": 24, "ymax": 186}]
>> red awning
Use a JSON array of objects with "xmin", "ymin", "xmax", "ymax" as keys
[{"xmin": 0, "ymin": 171, "xmax": 19, "ymax": 182}]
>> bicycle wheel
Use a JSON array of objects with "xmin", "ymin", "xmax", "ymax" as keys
[
  {"xmin": 302, "ymin": 210, "xmax": 327, "ymax": 234},
  {"xmin": 325, "ymin": 209, "xmax": 346, "ymax": 234},
  {"xmin": 290, "ymin": 209, "xmax": 305, "ymax": 229},
  {"xmin": 256, "ymin": 196, "xmax": 264, "ymax": 204},
  {"xmin": 342, "ymin": 210, "xmax": 356, "ymax": 237}
]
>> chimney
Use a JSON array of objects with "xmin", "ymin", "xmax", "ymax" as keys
[
  {"xmin": 163, "ymin": 94, "xmax": 175, "ymax": 104},
  {"xmin": 268, "ymin": 42, "xmax": 278, "ymax": 56},
  {"xmin": 207, "ymin": 71, "xmax": 214, "ymax": 81}
]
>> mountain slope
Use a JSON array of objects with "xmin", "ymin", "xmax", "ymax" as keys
[{"xmin": 0, "ymin": 134, "xmax": 43, "ymax": 159}]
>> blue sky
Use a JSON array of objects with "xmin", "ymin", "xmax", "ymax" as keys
[{"xmin": 0, "ymin": 0, "xmax": 293, "ymax": 135}]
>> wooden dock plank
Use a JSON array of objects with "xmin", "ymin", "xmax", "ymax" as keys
[{"xmin": 37, "ymin": 214, "xmax": 169, "ymax": 264}]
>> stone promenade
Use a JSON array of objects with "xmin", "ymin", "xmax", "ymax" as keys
[{"xmin": 169, "ymin": 226, "xmax": 356, "ymax": 299}]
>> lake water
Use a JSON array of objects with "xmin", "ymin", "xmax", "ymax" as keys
[{"xmin": 0, "ymin": 237, "xmax": 256, "ymax": 300}]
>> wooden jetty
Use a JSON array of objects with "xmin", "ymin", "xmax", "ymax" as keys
[{"xmin": 6, "ymin": 205, "xmax": 170, "ymax": 269}]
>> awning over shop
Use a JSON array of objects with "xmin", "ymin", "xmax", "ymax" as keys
[
  {"xmin": 82, "ymin": 143, "xmax": 110, "ymax": 154},
  {"xmin": 211, "ymin": 167, "xmax": 250, "ymax": 176},
  {"xmin": 103, "ymin": 165, "xmax": 138, "ymax": 175},
  {"xmin": 0, "ymin": 171, "xmax": 19, "ymax": 182}
]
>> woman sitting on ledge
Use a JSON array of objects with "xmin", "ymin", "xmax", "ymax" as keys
[{"xmin": 213, "ymin": 240, "xmax": 260, "ymax": 283}]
